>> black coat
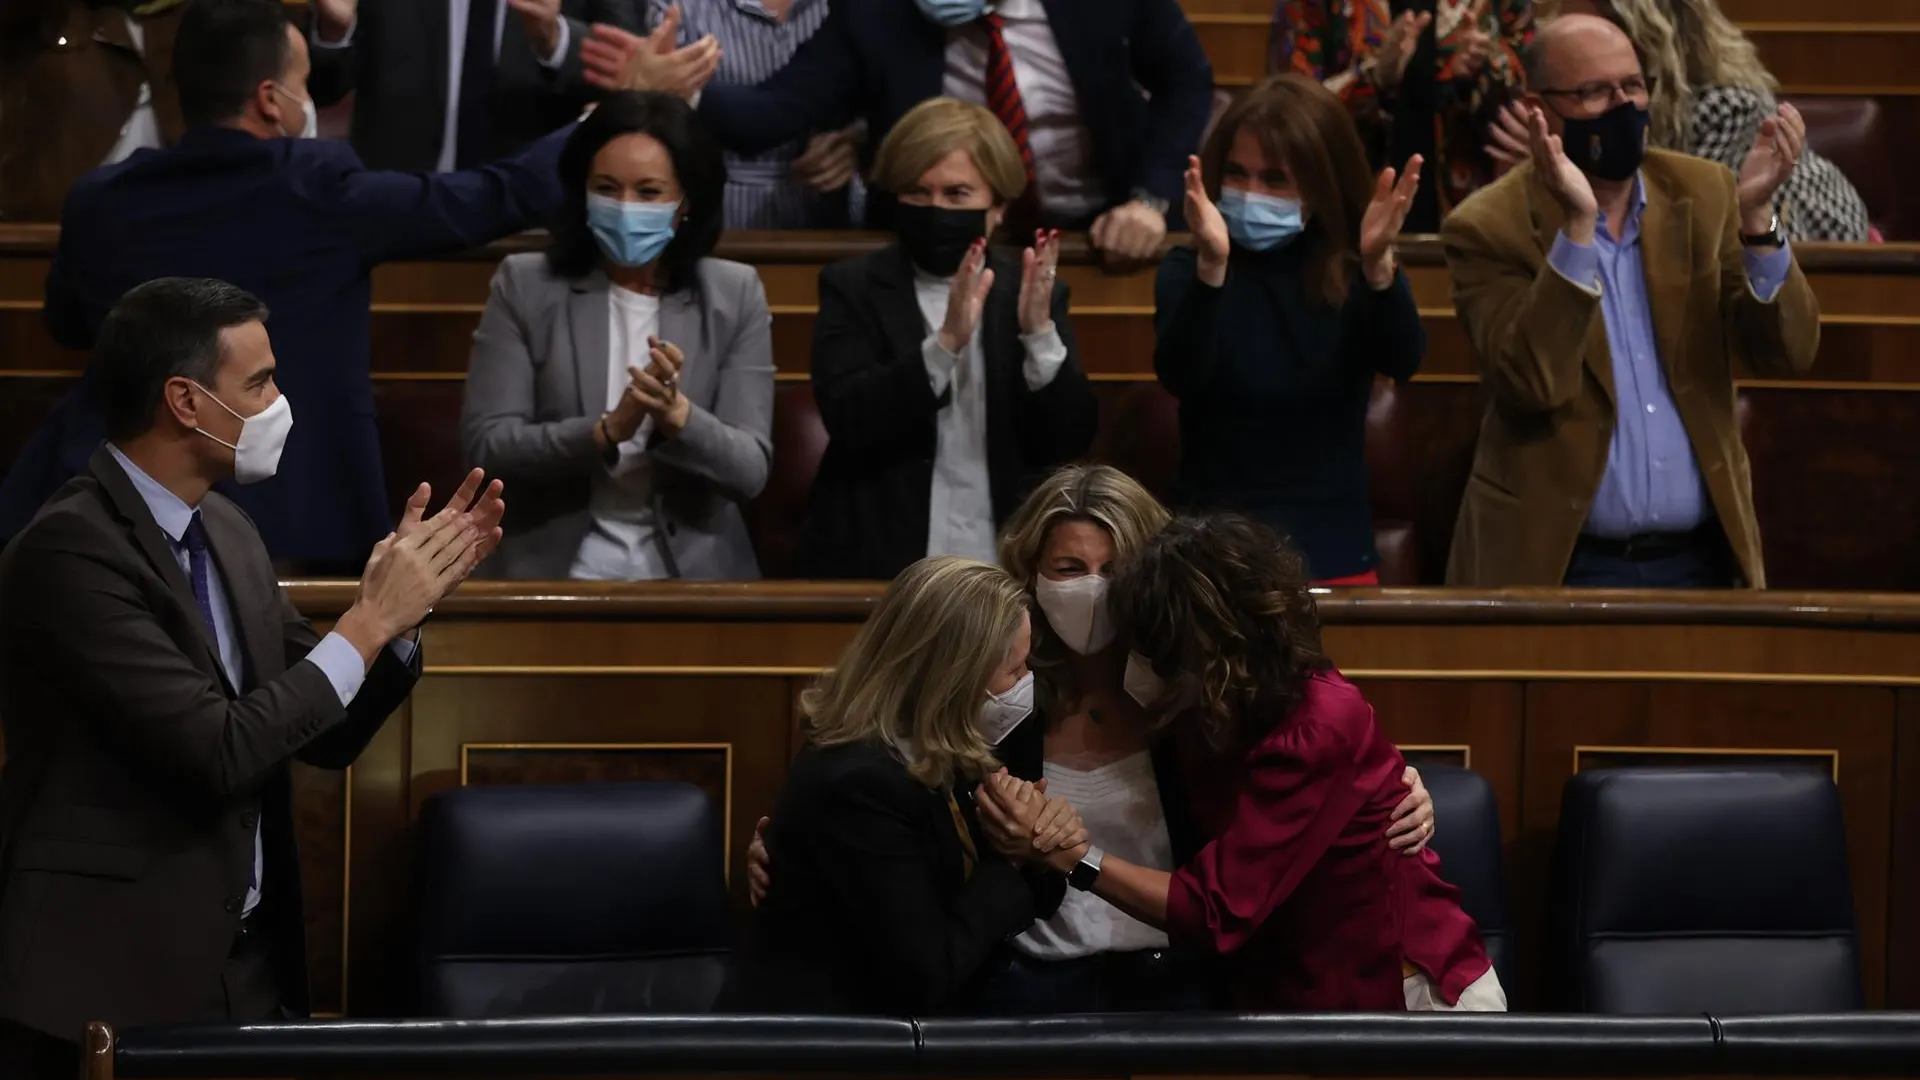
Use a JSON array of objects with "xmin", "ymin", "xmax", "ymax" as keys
[
  {"xmin": 717, "ymin": 740, "xmax": 1066, "ymax": 1014},
  {"xmin": 798, "ymin": 244, "xmax": 1097, "ymax": 580}
]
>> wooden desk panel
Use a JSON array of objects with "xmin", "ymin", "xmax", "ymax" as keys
[{"xmin": 264, "ymin": 585, "xmax": 1920, "ymax": 1015}]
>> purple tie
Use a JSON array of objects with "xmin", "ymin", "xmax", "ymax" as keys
[
  {"xmin": 179, "ymin": 513, "xmax": 219, "ymax": 639},
  {"xmin": 183, "ymin": 514, "xmax": 256, "ymax": 895}
]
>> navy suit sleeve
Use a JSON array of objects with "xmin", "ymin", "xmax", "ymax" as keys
[
  {"xmin": 1346, "ymin": 272, "xmax": 1425, "ymax": 383},
  {"xmin": 1153, "ymin": 246, "xmax": 1227, "ymax": 398},
  {"xmin": 43, "ymin": 189, "xmax": 95, "ymax": 350},
  {"xmin": 1125, "ymin": 0, "xmax": 1215, "ymax": 212},
  {"xmin": 697, "ymin": 5, "xmax": 863, "ymax": 156},
  {"xmin": 321, "ymin": 126, "xmax": 572, "ymax": 265}
]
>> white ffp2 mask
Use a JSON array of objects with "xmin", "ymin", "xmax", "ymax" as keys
[
  {"xmin": 192, "ymin": 384, "xmax": 293, "ymax": 484},
  {"xmin": 977, "ymin": 670, "xmax": 1036, "ymax": 746},
  {"xmin": 1034, "ymin": 573, "xmax": 1115, "ymax": 655}
]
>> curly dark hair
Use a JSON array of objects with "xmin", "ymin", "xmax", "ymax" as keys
[
  {"xmin": 546, "ymin": 91, "xmax": 726, "ymax": 293},
  {"xmin": 1109, "ymin": 512, "xmax": 1330, "ymax": 752}
]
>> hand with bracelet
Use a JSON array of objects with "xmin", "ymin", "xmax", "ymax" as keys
[{"xmin": 596, "ymin": 336, "xmax": 693, "ymax": 456}]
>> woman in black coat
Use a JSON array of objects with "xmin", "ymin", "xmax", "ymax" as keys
[
  {"xmin": 716, "ymin": 555, "xmax": 1084, "ymax": 1014},
  {"xmin": 797, "ymin": 97, "xmax": 1097, "ymax": 580}
]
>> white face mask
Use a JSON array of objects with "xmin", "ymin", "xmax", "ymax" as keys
[
  {"xmin": 273, "ymin": 84, "xmax": 317, "ymax": 139},
  {"xmin": 1033, "ymin": 573, "xmax": 1115, "ymax": 655},
  {"xmin": 192, "ymin": 383, "xmax": 293, "ymax": 484},
  {"xmin": 1123, "ymin": 651, "xmax": 1165, "ymax": 709},
  {"xmin": 976, "ymin": 670, "xmax": 1035, "ymax": 746}
]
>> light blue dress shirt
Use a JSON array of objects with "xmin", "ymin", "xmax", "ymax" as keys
[
  {"xmin": 108, "ymin": 446, "xmax": 415, "ymax": 916},
  {"xmin": 1545, "ymin": 175, "xmax": 1792, "ymax": 539}
]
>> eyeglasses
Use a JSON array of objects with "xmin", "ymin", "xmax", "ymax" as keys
[{"xmin": 1538, "ymin": 75, "xmax": 1656, "ymax": 111}]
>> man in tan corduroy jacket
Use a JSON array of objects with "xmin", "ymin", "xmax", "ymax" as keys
[{"xmin": 1440, "ymin": 14, "xmax": 1818, "ymax": 588}]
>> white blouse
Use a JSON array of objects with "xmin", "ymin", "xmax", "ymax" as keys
[
  {"xmin": 569, "ymin": 284, "xmax": 670, "ymax": 580},
  {"xmin": 912, "ymin": 268, "xmax": 1066, "ymax": 563},
  {"xmin": 1013, "ymin": 750, "xmax": 1174, "ymax": 960}
]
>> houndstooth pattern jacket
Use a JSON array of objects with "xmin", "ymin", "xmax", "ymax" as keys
[{"xmin": 1689, "ymin": 85, "xmax": 1872, "ymax": 242}]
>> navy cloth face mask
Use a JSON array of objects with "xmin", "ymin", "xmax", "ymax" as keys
[
  {"xmin": 587, "ymin": 194, "xmax": 680, "ymax": 267},
  {"xmin": 1219, "ymin": 188, "xmax": 1306, "ymax": 251},
  {"xmin": 1558, "ymin": 100, "xmax": 1651, "ymax": 183}
]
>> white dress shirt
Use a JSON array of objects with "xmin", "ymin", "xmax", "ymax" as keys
[
  {"xmin": 941, "ymin": 0, "xmax": 1105, "ymax": 224},
  {"xmin": 913, "ymin": 267, "xmax": 1067, "ymax": 561},
  {"xmin": 102, "ymin": 15, "xmax": 163, "ymax": 165},
  {"xmin": 569, "ymin": 284, "xmax": 672, "ymax": 580},
  {"xmin": 313, "ymin": 6, "xmax": 571, "ymax": 172},
  {"xmin": 107, "ymin": 446, "xmax": 415, "ymax": 918}
]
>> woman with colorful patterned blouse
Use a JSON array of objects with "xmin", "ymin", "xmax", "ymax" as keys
[{"xmin": 1269, "ymin": 0, "xmax": 1534, "ymax": 230}]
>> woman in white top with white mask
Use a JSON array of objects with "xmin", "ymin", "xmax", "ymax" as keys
[
  {"xmin": 748, "ymin": 463, "xmax": 1441, "ymax": 1012},
  {"xmin": 462, "ymin": 91, "xmax": 775, "ymax": 580}
]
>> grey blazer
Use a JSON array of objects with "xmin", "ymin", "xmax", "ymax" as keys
[{"xmin": 461, "ymin": 252, "xmax": 775, "ymax": 580}]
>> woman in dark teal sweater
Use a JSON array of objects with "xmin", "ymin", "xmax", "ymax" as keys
[{"xmin": 1154, "ymin": 74, "xmax": 1425, "ymax": 585}]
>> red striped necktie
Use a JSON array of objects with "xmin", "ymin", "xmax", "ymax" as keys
[{"xmin": 980, "ymin": 13, "xmax": 1042, "ymax": 237}]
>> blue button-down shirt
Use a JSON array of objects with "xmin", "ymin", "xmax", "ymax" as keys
[
  {"xmin": 1545, "ymin": 176, "xmax": 1792, "ymax": 538},
  {"xmin": 109, "ymin": 445, "xmax": 413, "ymax": 916}
]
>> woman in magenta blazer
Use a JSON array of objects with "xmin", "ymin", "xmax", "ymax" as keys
[{"xmin": 980, "ymin": 511, "xmax": 1502, "ymax": 1011}]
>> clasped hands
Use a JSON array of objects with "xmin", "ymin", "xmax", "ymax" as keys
[
  {"xmin": 600, "ymin": 336, "xmax": 692, "ymax": 450},
  {"xmin": 974, "ymin": 768, "xmax": 1088, "ymax": 874}
]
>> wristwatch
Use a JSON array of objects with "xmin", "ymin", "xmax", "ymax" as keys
[
  {"xmin": 1129, "ymin": 189, "xmax": 1170, "ymax": 217},
  {"xmin": 1068, "ymin": 845, "xmax": 1104, "ymax": 892},
  {"xmin": 1740, "ymin": 211, "xmax": 1785, "ymax": 248}
]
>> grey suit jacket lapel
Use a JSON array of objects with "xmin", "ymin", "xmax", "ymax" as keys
[
  {"xmin": 569, "ymin": 272, "xmax": 612, "ymax": 418},
  {"xmin": 658, "ymin": 288, "xmax": 708, "ymax": 406}
]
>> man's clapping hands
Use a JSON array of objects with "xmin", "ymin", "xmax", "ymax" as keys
[{"xmin": 334, "ymin": 468, "xmax": 506, "ymax": 663}]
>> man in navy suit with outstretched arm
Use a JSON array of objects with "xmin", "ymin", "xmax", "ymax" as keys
[{"xmin": 0, "ymin": 0, "xmax": 576, "ymax": 570}]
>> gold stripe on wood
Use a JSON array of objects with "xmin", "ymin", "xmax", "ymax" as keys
[
  {"xmin": 1397, "ymin": 744, "xmax": 1474, "ymax": 768},
  {"xmin": 1572, "ymin": 743, "xmax": 1840, "ymax": 782}
]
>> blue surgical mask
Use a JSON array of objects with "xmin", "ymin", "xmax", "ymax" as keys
[
  {"xmin": 586, "ymin": 194, "xmax": 680, "ymax": 268},
  {"xmin": 913, "ymin": 0, "xmax": 987, "ymax": 26},
  {"xmin": 1219, "ymin": 189, "xmax": 1306, "ymax": 252}
]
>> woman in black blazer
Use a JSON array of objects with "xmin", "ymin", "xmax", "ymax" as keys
[
  {"xmin": 797, "ymin": 97, "xmax": 1098, "ymax": 580},
  {"xmin": 717, "ymin": 555, "xmax": 1084, "ymax": 1014}
]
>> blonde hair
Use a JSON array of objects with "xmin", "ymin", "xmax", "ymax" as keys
[
  {"xmin": 871, "ymin": 97, "xmax": 1028, "ymax": 205},
  {"xmin": 802, "ymin": 556, "xmax": 1029, "ymax": 788},
  {"xmin": 1571, "ymin": 0, "xmax": 1777, "ymax": 150},
  {"xmin": 997, "ymin": 465, "xmax": 1170, "ymax": 713}
]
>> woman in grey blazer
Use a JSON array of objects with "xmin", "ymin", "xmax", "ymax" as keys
[{"xmin": 462, "ymin": 92, "xmax": 775, "ymax": 580}]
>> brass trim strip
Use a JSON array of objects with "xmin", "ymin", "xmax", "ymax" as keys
[
  {"xmin": 1572, "ymin": 743, "xmax": 1840, "ymax": 782},
  {"xmin": 1398, "ymin": 743, "xmax": 1474, "ymax": 768},
  {"xmin": 340, "ymin": 764, "xmax": 353, "ymax": 1016}
]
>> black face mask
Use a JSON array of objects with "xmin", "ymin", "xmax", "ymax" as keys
[
  {"xmin": 1557, "ymin": 99, "xmax": 1651, "ymax": 183},
  {"xmin": 894, "ymin": 203, "xmax": 988, "ymax": 276}
]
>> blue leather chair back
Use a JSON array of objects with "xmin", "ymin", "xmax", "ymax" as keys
[
  {"xmin": 1417, "ymin": 764, "xmax": 1512, "ymax": 989},
  {"xmin": 415, "ymin": 782, "xmax": 733, "ymax": 1017},
  {"xmin": 1551, "ymin": 766, "xmax": 1860, "ymax": 1013}
]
